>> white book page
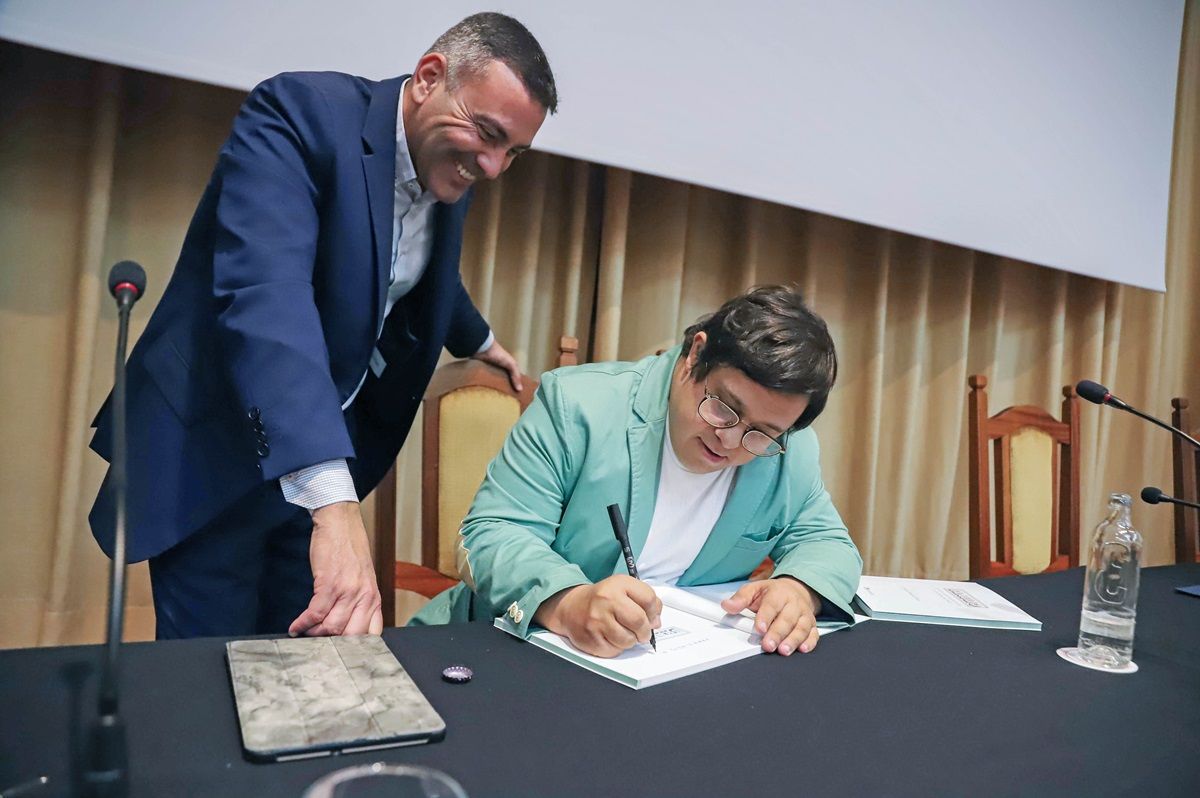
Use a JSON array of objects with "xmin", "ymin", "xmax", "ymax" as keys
[
  {"xmin": 657, "ymin": 581, "xmax": 867, "ymax": 635},
  {"xmin": 654, "ymin": 583, "xmax": 758, "ymax": 635},
  {"xmin": 530, "ymin": 605, "xmax": 762, "ymax": 684},
  {"xmin": 856, "ymin": 576, "xmax": 1038, "ymax": 624}
]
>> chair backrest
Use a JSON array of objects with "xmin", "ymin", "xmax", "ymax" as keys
[
  {"xmin": 374, "ymin": 338, "xmax": 584, "ymax": 624},
  {"xmin": 370, "ymin": 360, "xmax": 537, "ymax": 622},
  {"xmin": 967, "ymin": 375, "xmax": 1080, "ymax": 579},
  {"xmin": 558, "ymin": 335, "xmax": 579, "ymax": 367},
  {"xmin": 421, "ymin": 361, "xmax": 539, "ymax": 577},
  {"xmin": 1171, "ymin": 398, "xmax": 1200, "ymax": 563}
]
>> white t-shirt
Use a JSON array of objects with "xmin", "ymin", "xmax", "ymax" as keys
[{"xmin": 637, "ymin": 426, "xmax": 736, "ymax": 585}]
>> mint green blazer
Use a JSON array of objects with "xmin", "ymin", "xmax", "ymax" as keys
[{"xmin": 411, "ymin": 347, "xmax": 862, "ymax": 635}]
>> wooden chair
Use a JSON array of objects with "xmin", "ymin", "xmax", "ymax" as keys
[
  {"xmin": 1171, "ymin": 398, "xmax": 1200, "ymax": 563},
  {"xmin": 373, "ymin": 337, "xmax": 584, "ymax": 624},
  {"xmin": 558, "ymin": 335, "xmax": 579, "ymax": 367},
  {"xmin": 967, "ymin": 375, "xmax": 1080, "ymax": 579}
]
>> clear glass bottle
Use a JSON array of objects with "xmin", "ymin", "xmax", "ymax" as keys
[{"xmin": 1073, "ymin": 492, "xmax": 1143, "ymax": 669}]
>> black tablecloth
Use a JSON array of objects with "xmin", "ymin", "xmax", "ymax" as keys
[{"xmin": 3, "ymin": 565, "xmax": 1199, "ymax": 797}]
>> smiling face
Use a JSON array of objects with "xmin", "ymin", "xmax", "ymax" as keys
[
  {"xmin": 403, "ymin": 53, "xmax": 547, "ymax": 203},
  {"xmin": 666, "ymin": 332, "xmax": 811, "ymax": 474}
]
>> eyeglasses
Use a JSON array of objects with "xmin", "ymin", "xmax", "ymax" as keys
[{"xmin": 696, "ymin": 385, "xmax": 787, "ymax": 457}]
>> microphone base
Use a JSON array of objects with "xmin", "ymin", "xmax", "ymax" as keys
[{"xmin": 83, "ymin": 712, "xmax": 128, "ymax": 798}]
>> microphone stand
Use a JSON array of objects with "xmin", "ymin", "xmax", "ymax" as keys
[
  {"xmin": 1164, "ymin": 495, "xmax": 1200, "ymax": 512},
  {"xmin": 83, "ymin": 289, "xmax": 135, "ymax": 798},
  {"xmin": 1077, "ymin": 380, "xmax": 1200, "ymax": 451},
  {"xmin": 1111, "ymin": 402, "xmax": 1200, "ymax": 451}
]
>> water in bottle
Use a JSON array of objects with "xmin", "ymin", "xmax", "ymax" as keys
[
  {"xmin": 1058, "ymin": 492, "xmax": 1143, "ymax": 672},
  {"xmin": 1077, "ymin": 608, "xmax": 1135, "ymax": 667}
]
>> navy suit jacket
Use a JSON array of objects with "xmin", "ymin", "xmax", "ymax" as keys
[{"xmin": 89, "ymin": 72, "xmax": 490, "ymax": 562}]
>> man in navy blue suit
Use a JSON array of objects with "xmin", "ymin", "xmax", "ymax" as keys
[{"xmin": 88, "ymin": 13, "xmax": 557, "ymax": 639}]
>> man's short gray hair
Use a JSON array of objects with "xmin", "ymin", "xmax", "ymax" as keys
[{"xmin": 427, "ymin": 12, "xmax": 558, "ymax": 114}]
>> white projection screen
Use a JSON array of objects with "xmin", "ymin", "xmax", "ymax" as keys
[{"xmin": 0, "ymin": 1, "xmax": 1185, "ymax": 291}]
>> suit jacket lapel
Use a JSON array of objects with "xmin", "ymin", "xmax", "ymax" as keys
[
  {"xmin": 603, "ymin": 346, "xmax": 781, "ymax": 584},
  {"xmin": 416, "ymin": 201, "xmax": 459, "ymax": 303},
  {"xmin": 678, "ymin": 455, "xmax": 778, "ymax": 584},
  {"xmin": 611, "ymin": 350, "xmax": 676, "ymax": 575},
  {"xmin": 621, "ymin": 421, "xmax": 664, "ymax": 568},
  {"xmin": 360, "ymin": 75, "xmax": 406, "ymax": 338}
]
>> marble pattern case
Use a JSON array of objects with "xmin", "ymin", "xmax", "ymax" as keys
[{"xmin": 226, "ymin": 635, "xmax": 446, "ymax": 761}]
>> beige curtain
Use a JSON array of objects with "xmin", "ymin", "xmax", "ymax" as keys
[
  {"xmin": 1, "ymin": 45, "xmax": 250, "ymax": 646},
  {"xmin": 2, "ymin": 2, "xmax": 1197, "ymax": 647},
  {"xmin": 589, "ymin": 2, "xmax": 1200, "ymax": 578}
]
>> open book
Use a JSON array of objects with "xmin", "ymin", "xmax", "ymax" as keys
[
  {"xmin": 495, "ymin": 581, "xmax": 861, "ymax": 689},
  {"xmin": 853, "ymin": 575, "xmax": 1041, "ymax": 631}
]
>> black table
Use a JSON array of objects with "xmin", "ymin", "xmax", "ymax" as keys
[{"xmin": 3, "ymin": 565, "xmax": 1198, "ymax": 797}]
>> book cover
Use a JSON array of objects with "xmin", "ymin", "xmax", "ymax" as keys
[
  {"xmin": 496, "ymin": 581, "xmax": 859, "ymax": 689},
  {"xmin": 853, "ymin": 575, "xmax": 1042, "ymax": 631}
]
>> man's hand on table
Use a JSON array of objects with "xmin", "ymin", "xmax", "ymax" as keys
[
  {"xmin": 289, "ymin": 501, "xmax": 384, "ymax": 637},
  {"xmin": 721, "ymin": 576, "xmax": 822, "ymax": 656},
  {"xmin": 534, "ymin": 575, "xmax": 662, "ymax": 658}
]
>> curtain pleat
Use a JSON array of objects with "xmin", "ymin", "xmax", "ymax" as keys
[
  {"xmin": 43, "ymin": 64, "xmax": 122, "ymax": 645},
  {"xmin": 593, "ymin": 167, "xmax": 632, "ymax": 361},
  {"xmin": 560, "ymin": 160, "xmax": 591, "ymax": 338}
]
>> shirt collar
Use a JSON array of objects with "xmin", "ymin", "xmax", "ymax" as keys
[{"xmin": 395, "ymin": 79, "xmax": 434, "ymax": 204}]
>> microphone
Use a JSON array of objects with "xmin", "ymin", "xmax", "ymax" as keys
[
  {"xmin": 1075, "ymin": 380, "xmax": 1200, "ymax": 450},
  {"xmin": 107, "ymin": 260, "xmax": 146, "ymax": 307},
  {"xmin": 1075, "ymin": 379, "xmax": 1129, "ymax": 410},
  {"xmin": 1141, "ymin": 486, "xmax": 1200, "ymax": 512},
  {"xmin": 85, "ymin": 262, "xmax": 147, "ymax": 797}
]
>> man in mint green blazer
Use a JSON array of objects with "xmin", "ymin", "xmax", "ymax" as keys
[{"xmin": 412, "ymin": 286, "xmax": 862, "ymax": 658}]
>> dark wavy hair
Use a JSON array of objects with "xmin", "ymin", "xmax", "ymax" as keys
[{"xmin": 680, "ymin": 286, "xmax": 838, "ymax": 430}]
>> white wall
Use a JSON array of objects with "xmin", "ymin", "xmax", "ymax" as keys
[{"xmin": 0, "ymin": 0, "xmax": 1184, "ymax": 290}]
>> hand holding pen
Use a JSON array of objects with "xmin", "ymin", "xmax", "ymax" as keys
[
  {"xmin": 531, "ymin": 506, "xmax": 661, "ymax": 658},
  {"xmin": 607, "ymin": 503, "xmax": 658, "ymax": 653}
]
